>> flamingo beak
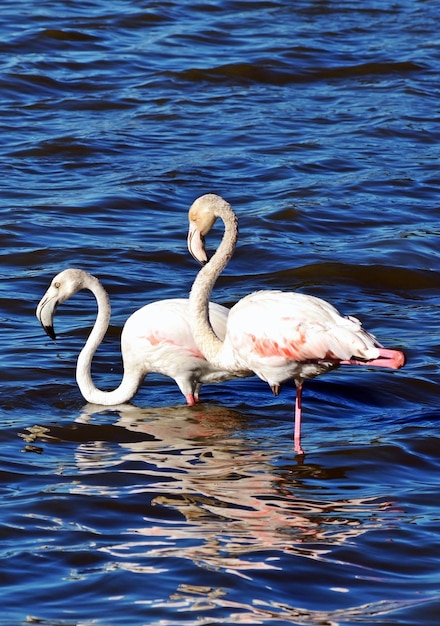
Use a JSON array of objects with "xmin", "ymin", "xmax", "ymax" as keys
[
  {"xmin": 187, "ymin": 221, "xmax": 208, "ymax": 265},
  {"xmin": 36, "ymin": 293, "xmax": 59, "ymax": 340}
]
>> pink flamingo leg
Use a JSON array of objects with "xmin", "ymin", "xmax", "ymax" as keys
[
  {"xmin": 185, "ymin": 393, "xmax": 196, "ymax": 406},
  {"xmin": 340, "ymin": 347, "xmax": 405, "ymax": 370},
  {"xmin": 294, "ymin": 382, "xmax": 304, "ymax": 455}
]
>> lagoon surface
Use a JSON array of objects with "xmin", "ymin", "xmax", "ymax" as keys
[{"xmin": 1, "ymin": 1, "xmax": 440, "ymax": 624}]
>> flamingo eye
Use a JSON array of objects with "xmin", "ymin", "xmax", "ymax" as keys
[{"xmin": 54, "ymin": 281, "xmax": 60, "ymax": 289}]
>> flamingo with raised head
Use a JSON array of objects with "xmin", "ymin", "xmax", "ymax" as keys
[
  {"xmin": 36, "ymin": 268, "xmax": 252, "ymax": 406},
  {"xmin": 187, "ymin": 193, "xmax": 405, "ymax": 453}
]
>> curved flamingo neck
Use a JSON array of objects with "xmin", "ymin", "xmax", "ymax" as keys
[
  {"xmin": 189, "ymin": 198, "xmax": 238, "ymax": 367},
  {"xmin": 76, "ymin": 275, "xmax": 142, "ymax": 405}
]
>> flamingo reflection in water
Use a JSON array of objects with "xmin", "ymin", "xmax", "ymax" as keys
[{"xmin": 24, "ymin": 402, "xmax": 402, "ymax": 577}]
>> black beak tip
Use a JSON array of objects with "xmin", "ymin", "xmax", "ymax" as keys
[{"xmin": 44, "ymin": 325, "xmax": 56, "ymax": 341}]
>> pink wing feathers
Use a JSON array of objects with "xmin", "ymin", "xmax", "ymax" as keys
[
  {"xmin": 227, "ymin": 290, "xmax": 382, "ymax": 365},
  {"xmin": 127, "ymin": 298, "xmax": 228, "ymax": 357}
]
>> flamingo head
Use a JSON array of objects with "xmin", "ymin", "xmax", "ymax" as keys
[
  {"xmin": 36, "ymin": 268, "xmax": 93, "ymax": 340},
  {"xmin": 187, "ymin": 193, "xmax": 228, "ymax": 264}
]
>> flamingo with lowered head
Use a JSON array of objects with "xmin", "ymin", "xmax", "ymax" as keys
[
  {"xmin": 36, "ymin": 268, "xmax": 252, "ymax": 406},
  {"xmin": 187, "ymin": 193, "xmax": 405, "ymax": 453}
]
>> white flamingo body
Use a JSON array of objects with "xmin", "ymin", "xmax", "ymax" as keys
[
  {"xmin": 223, "ymin": 289, "xmax": 386, "ymax": 387},
  {"xmin": 187, "ymin": 194, "xmax": 405, "ymax": 453},
  {"xmin": 123, "ymin": 298, "xmax": 237, "ymax": 391},
  {"xmin": 36, "ymin": 268, "xmax": 248, "ymax": 406}
]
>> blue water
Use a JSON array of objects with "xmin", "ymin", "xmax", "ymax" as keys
[{"xmin": 1, "ymin": 1, "xmax": 440, "ymax": 624}]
